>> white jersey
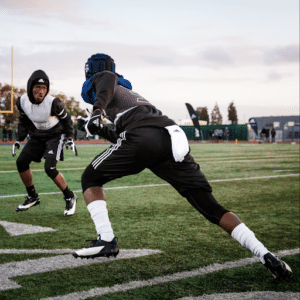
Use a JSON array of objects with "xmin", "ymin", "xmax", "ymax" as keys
[{"xmin": 20, "ymin": 94, "xmax": 60, "ymax": 130}]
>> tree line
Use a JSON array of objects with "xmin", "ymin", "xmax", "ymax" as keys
[
  {"xmin": 0, "ymin": 83, "xmax": 86, "ymax": 127},
  {"xmin": 1, "ymin": 83, "xmax": 238, "ymax": 127},
  {"xmin": 195, "ymin": 101, "xmax": 238, "ymax": 125}
]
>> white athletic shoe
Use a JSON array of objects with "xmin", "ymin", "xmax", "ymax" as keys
[
  {"xmin": 72, "ymin": 236, "xmax": 119, "ymax": 259},
  {"xmin": 64, "ymin": 194, "xmax": 77, "ymax": 216}
]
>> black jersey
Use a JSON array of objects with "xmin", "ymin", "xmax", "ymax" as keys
[{"xmin": 92, "ymin": 71, "xmax": 175, "ymax": 135}]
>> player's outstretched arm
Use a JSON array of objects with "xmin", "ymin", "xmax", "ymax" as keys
[{"xmin": 77, "ymin": 109, "xmax": 118, "ymax": 143}]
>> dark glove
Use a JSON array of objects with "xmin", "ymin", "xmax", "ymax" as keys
[
  {"xmin": 12, "ymin": 141, "xmax": 21, "ymax": 157},
  {"xmin": 64, "ymin": 138, "xmax": 78, "ymax": 156},
  {"xmin": 86, "ymin": 110, "xmax": 103, "ymax": 136}
]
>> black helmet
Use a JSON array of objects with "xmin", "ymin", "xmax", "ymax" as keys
[{"xmin": 27, "ymin": 70, "xmax": 49, "ymax": 104}]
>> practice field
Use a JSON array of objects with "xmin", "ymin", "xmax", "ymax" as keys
[{"xmin": 0, "ymin": 143, "xmax": 299, "ymax": 300}]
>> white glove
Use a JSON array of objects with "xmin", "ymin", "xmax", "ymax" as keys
[
  {"xmin": 85, "ymin": 109, "xmax": 103, "ymax": 136},
  {"xmin": 65, "ymin": 138, "xmax": 78, "ymax": 156},
  {"xmin": 78, "ymin": 108, "xmax": 103, "ymax": 138},
  {"xmin": 12, "ymin": 141, "xmax": 21, "ymax": 157}
]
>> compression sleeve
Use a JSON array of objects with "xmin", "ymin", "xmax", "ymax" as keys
[
  {"xmin": 51, "ymin": 98, "xmax": 74, "ymax": 138},
  {"xmin": 16, "ymin": 97, "xmax": 32, "ymax": 141}
]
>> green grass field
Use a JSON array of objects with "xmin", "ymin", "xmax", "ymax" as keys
[{"xmin": 0, "ymin": 142, "xmax": 299, "ymax": 300}]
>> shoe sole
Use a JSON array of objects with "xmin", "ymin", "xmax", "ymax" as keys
[
  {"xmin": 16, "ymin": 200, "xmax": 40, "ymax": 212},
  {"xmin": 72, "ymin": 249, "xmax": 119, "ymax": 259}
]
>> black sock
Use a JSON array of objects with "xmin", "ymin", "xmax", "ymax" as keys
[
  {"xmin": 26, "ymin": 185, "xmax": 38, "ymax": 198},
  {"xmin": 63, "ymin": 187, "xmax": 74, "ymax": 199}
]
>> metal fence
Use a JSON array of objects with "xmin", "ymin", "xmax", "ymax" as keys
[{"xmin": 180, "ymin": 124, "xmax": 248, "ymax": 141}]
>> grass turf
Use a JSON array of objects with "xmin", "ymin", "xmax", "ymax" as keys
[{"xmin": 0, "ymin": 142, "xmax": 299, "ymax": 300}]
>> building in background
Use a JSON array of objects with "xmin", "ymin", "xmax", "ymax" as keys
[{"xmin": 248, "ymin": 116, "xmax": 300, "ymax": 143}]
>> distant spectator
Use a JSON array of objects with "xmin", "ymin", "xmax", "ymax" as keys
[
  {"xmin": 209, "ymin": 129, "xmax": 214, "ymax": 141},
  {"xmin": 224, "ymin": 127, "xmax": 229, "ymax": 142},
  {"xmin": 260, "ymin": 127, "xmax": 267, "ymax": 142},
  {"xmin": 214, "ymin": 128, "xmax": 223, "ymax": 142},
  {"xmin": 8, "ymin": 126, "xmax": 13, "ymax": 141},
  {"xmin": 218, "ymin": 128, "xmax": 223, "ymax": 141},
  {"xmin": 73, "ymin": 122, "xmax": 78, "ymax": 141},
  {"xmin": 265, "ymin": 128, "xmax": 270, "ymax": 143},
  {"xmin": 2, "ymin": 125, "xmax": 8, "ymax": 142},
  {"xmin": 271, "ymin": 127, "xmax": 276, "ymax": 143}
]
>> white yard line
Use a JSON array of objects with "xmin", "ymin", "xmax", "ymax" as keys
[
  {"xmin": 200, "ymin": 157, "xmax": 299, "ymax": 163},
  {"xmin": 0, "ymin": 249, "xmax": 75, "ymax": 254},
  {"xmin": 0, "ymin": 221, "xmax": 57, "ymax": 236},
  {"xmin": 0, "ymin": 156, "xmax": 299, "ymax": 173},
  {"xmin": 41, "ymin": 248, "xmax": 300, "ymax": 300},
  {"xmin": 0, "ymin": 249, "xmax": 162, "ymax": 291},
  {"xmin": 0, "ymin": 168, "xmax": 86, "ymax": 173},
  {"xmin": 0, "ymin": 174, "xmax": 299, "ymax": 199},
  {"xmin": 177, "ymin": 291, "xmax": 300, "ymax": 300}
]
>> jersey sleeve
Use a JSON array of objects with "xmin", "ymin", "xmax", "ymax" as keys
[
  {"xmin": 51, "ymin": 98, "xmax": 74, "ymax": 138},
  {"xmin": 92, "ymin": 71, "xmax": 118, "ymax": 112},
  {"xmin": 16, "ymin": 97, "xmax": 33, "ymax": 141}
]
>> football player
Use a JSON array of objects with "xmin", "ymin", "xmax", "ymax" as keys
[
  {"xmin": 73, "ymin": 54, "xmax": 292, "ymax": 281},
  {"xmin": 13, "ymin": 70, "xmax": 77, "ymax": 216}
]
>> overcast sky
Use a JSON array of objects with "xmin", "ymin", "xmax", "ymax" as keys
[{"xmin": 0, "ymin": 0, "xmax": 299, "ymax": 124}]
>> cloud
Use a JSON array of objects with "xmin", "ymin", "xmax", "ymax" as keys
[
  {"xmin": 267, "ymin": 70, "xmax": 282, "ymax": 81},
  {"xmin": 0, "ymin": 0, "xmax": 78, "ymax": 14},
  {"xmin": 263, "ymin": 44, "xmax": 299, "ymax": 65},
  {"xmin": 139, "ymin": 55, "xmax": 175, "ymax": 65},
  {"xmin": 0, "ymin": 41, "xmax": 298, "ymax": 87},
  {"xmin": 0, "ymin": 0, "xmax": 110, "ymax": 28},
  {"xmin": 200, "ymin": 47, "xmax": 235, "ymax": 68}
]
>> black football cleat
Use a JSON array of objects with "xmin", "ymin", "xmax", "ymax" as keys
[
  {"xmin": 263, "ymin": 252, "xmax": 292, "ymax": 280},
  {"xmin": 16, "ymin": 195, "xmax": 40, "ymax": 212},
  {"xmin": 72, "ymin": 236, "xmax": 119, "ymax": 259}
]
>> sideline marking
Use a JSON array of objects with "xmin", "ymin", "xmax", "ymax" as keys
[
  {"xmin": 41, "ymin": 248, "xmax": 299, "ymax": 300},
  {"xmin": 0, "ymin": 221, "xmax": 57, "ymax": 236},
  {"xmin": 177, "ymin": 291, "xmax": 300, "ymax": 300},
  {"xmin": 0, "ymin": 174, "xmax": 299, "ymax": 199},
  {"xmin": 0, "ymin": 249, "xmax": 162, "ymax": 291}
]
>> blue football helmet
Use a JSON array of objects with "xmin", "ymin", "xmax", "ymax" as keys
[{"xmin": 85, "ymin": 54, "xmax": 116, "ymax": 79}]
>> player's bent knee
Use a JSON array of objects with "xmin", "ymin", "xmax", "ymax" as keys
[
  {"xmin": 183, "ymin": 188, "xmax": 229, "ymax": 225},
  {"xmin": 44, "ymin": 158, "xmax": 59, "ymax": 179},
  {"xmin": 81, "ymin": 165, "xmax": 99, "ymax": 193},
  {"xmin": 81, "ymin": 164, "xmax": 109, "ymax": 193},
  {"xmin": 44, "ymin": 165, "xmax": 59, "ymax": 179},
  {"xmin": 16, "ymin": 154, "xmax": 31, "ymax": 173}
]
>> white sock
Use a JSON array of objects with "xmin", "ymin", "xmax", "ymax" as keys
[
  {"xmin": 87, "ymin": 200, "xmax": 114, "ymax": 242},
  {"xmin": 231, "ymin": 223, "xmax": 269, "ymax": 264}
]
